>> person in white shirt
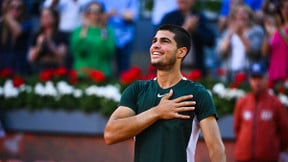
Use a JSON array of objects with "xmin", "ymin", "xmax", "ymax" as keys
[
  {"xmin": 42, "ymin": 0, "xmax": 91, "ymax": 34},
  {"xmin": 217, "ymin": 3, "xmax": 265, "ymax": 83},
  {"xmin": 151, "ymin": 0, "xmax": 177, "ymax": 29}
]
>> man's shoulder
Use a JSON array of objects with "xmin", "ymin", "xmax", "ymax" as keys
[
  {"xmin": 127, "ymin": 79, "xmax": 155, "ymax": 89},
  {"xmin": 121, "ymin": 80, "xmax": 155, "ymax": 98},
  {"xmin": 237, "ymin": 93, "xmax": 252, "ymax": 102},
  {"xmin": 182, "ymin": 80, "xmax": 207, "ymax": 91},
  {"xmin": 264, "ymin": 92, "xmax": 284, "ymax": 106}
]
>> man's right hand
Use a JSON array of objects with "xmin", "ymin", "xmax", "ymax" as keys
[{"xmin": 155, "ymin": 89, "xmax": 195, "ymax": 120}]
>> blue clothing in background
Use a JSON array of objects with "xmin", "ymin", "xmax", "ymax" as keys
[
  {"xmin": 99, "ymin": 0, "xmax": 140, "ymax": 74},
  {"xmin": 99, "ymin": 0, "xmax": 139, "ymax": 48},
  {"xmin": 220, "ymin": 0, "xmax": 263, "ymax": 16}
]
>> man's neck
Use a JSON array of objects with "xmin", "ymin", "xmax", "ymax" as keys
[
  {"xmin": 252, "ymin": 89, "xmax": 267, "ymax": 100},
  {"xmin": 156, "ymin": 70, "xmax": 183, "ymax": 89}
]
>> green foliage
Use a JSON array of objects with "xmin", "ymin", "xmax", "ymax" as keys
[
  {"xmin": 214, "ymin": 96, "xmax": 236, "ymax": 117},
  {"xmin": 194, "ymin": 0, "xmax": 222, "ymax": 12},
  {"xmin": 1, "ymin": 72, "xmax": 287, "ymax": 118}
]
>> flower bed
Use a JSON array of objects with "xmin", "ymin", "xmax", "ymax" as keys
[
  {"xmin": 0, "ymin": 67, "xmax": 123, "ymax": 116},
  {"xmin": 0, "ymin": 67, "xmax": 287, "ymax": 117}
]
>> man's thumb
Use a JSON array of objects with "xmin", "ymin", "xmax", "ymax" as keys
[{"xmin": 163, "ymin": 89, "xmax": 173, "ymax": 99}]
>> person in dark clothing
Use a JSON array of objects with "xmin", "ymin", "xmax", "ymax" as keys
[
  {"xmin": 28, "ymin": 7, "xmax": 68, "ymax": 73},
  {"xmin": 160, "ymin": 0, "xmax": 215, "ymax": 77},
  {"xmin": 0, "ymin": 0, "xmax": 32, "ymax": 75}
]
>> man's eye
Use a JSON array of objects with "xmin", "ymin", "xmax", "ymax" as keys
[{"xmin": 162, "ymin": 38, "xmax": 170, "ymax": 43}]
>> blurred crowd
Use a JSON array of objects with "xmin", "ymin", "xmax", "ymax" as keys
[
  {"xmin": 0, "ymin": 0, "xmax": 287, "ymax": 84},
  {"xmin": 0, "ymin": 0, "xmax": 139, "ymax": 79},
  {"xmin": 1, "ymin": 0, "xmax": 288, "ymax": 161}
]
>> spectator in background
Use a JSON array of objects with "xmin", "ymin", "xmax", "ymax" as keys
[
  {"xmin": 262, "ymin": 0, "xmax": 282, "ymax": 29},
  {"xmin": 151, "ymin": 0, "xmax": 177, "ymax": 29},
  {"xmin": 99, "ymin": 0, "xmax": 140, "ymax": 76},
  {"xmin": 28, "ymin": 7, "xmax": 68, "ymax": 73},
  {"xmin": 217, "ymin": 3, "xmax": 265, "ymax": 83},
  {"xmin": 70, "ymin": 1, "xmax": 115, "ymax": 79},
  {"xmin": 0, "ymin": 0, "xmax": 32, "ymax": 75},
  {"xmin": 234, "ymin": 61, "xmax": 288, "ymax": 162},
  {"xmin": 218, "ymin": 0, "xmax": 243, "ymax": 33},
  {"xmin": 0, "ymin": 0, "xmax": 6, "ymax": 15},
  {"xmin": 160, "ymin": 0, "xmax": 215, "ymax": 77},
  {"xmin": 262, "ymin": 0, "xmax": 288, "ymax": 84},
  {"xmin": 42, "ymin": 0, "xmax": 90, "ymax": 38},
  {"xmin": 218, "ymin": 0, "xmax": 264, "ymax": 32},
  {"xmin": 42, "ymin": 0, "xmax": 91, "ymax": 69}
]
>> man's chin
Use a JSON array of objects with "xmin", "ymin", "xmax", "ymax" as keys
[{"xmin": 151, "ymin": 62, "xmax": 159, "ymax": 67}]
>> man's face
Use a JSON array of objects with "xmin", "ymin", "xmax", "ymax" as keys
[
  {"xmin": 150, "ymin": 30, "xmax": 178, "ymax": 69},
  {"xmin": 249, "ymin": 75, "xmax": 267, "ymax": 95}
]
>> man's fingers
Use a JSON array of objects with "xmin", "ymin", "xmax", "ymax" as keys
[
  {"xmin": 175, "ymin": 113, "xmax": 191, "ymax": 119},
  {"xmin": 176, "ymin": 101, "xmax": 196, "ymax": 107},
  {"xmin": 162, "ymin": 89, "xmax": 173, "ymax": 100},
  {"xmin": 174, "ymin": 107, "xmax": 195, "ymax": 119},
  {"xmin": 176, "ymin": 106, "xmax": 195, "ymax": 112},
  {"xmin": 173, "ymin": 95, "xmax": 194, "ymax": 103}
]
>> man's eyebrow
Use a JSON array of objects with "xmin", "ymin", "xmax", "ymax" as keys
[{"xmin": 152, "ymin": 37, "xmax": 172, "ymax": 41}]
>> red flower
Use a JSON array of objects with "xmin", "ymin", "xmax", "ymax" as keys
[
  {"xmin": 12, "ymin": 76, "xmax": 24, "ymax": 88},
  {"xmin": 278, "ymin": 86, "xmax": 286, "ymax": 94},
  {"xmin": 182, "ymin": 73, "xmax": 190, "ymax": 79},
  {"xmin": 147, "ymin": 64, "xmax": 157, "ymax": 75},
  {"xmin": 54, "ymin": 67, "xmax": 68, "ymax": 76},
  {"xmin": 90, "ymin": 70, "xmax": 106, "ymax": 83},
  {"xmin": 216, "ymin": 68, "xmax": 226, "ymax": 76},
  {"xmin": 187, "ymin": 69, "xmax": 202, "ymax": 81},
  {"xmin": 130, "ymin": 66, "xmax": 142, "ymax": 75},
  {"xmin": 142, "ymin": 73, "xmax": 156, "ymax": 80},
  {"xmin": 234, "ymin": 72, "xmax": 246, "ymax": 84},
  {"xmin": 120, "ymin": 66, "xmax": 142, "ymax": 85},
  {"xmin": 229, "ymin": 82, "xmax": 238, "ymax": 89},
  {"xmin": 268, "ymin": 80, "xmax": 274, "ymax": 89},
  {"xmin": 68, "ymin": 70, "xmax": 78, "ymax": 85},
  {"xmin": 39, "ymin": 69, "xmax": 53, "ymax": 82},
  {"xmin": 0, "ymin": 68, "xmax": 13, "ymax": 78}
]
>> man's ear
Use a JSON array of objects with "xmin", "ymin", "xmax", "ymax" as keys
[{"xmin": 177, "ymin": 47, "xmax": 187, "ymax": 59}]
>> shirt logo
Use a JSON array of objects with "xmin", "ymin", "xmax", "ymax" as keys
[
  {"xmin": 157, "ymin": 93, "xmax": 168, "ymax": 98},
  {"xmin": 261, "ymin": 110, "xmax": 273, "ymax": 121},
  {"xmin": 243, "ymin": 110, "xmax": 252, "ymax": 121}
]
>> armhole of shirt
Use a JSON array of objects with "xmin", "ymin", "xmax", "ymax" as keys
[{"xmin": 186, "ymin": 116, "xmax": 201, "ymax": 162}]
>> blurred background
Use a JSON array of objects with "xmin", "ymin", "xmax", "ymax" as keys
[{"xmin": 0, "ymin": 0, "xmax": 287, "ymax": 161}]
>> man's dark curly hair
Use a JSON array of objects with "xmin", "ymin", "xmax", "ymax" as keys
[{"xmin": 157, "ymin": 24, "xmax": 191, "ymax": 55}]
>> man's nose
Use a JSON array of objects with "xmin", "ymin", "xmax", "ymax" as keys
[{"xmin": 151, "ymin": 41, "xmax": 160, "ymax": 49}]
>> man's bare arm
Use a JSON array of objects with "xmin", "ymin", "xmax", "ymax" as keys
[
  {"xmin": 200, "ymin": 116, "xmax": 226, "ymax": 162},
  {"xmin": 104, "ymin": 90, "xmax": 195, "ymax": 144}
]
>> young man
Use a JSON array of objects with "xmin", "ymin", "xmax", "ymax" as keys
[
  {"xmin": 104, "ymin": 24, "xmax": 226, "ymax": 162},
  {"xmin": 234, "ymin": 61, "xmax": 288, "ymax": 162}
]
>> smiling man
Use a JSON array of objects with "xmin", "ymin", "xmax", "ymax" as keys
[{"xmin": 104, "ymin": 24, "xmax": 226, "ymax": 162}]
